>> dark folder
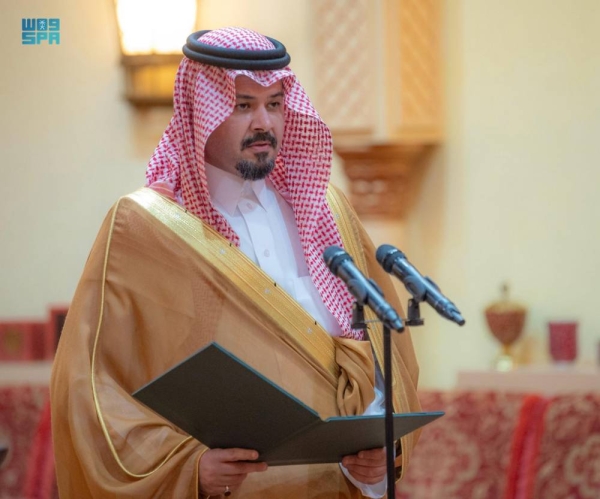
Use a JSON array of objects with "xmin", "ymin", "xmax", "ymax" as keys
[{"xmin": 133, "ymin": 342, "xmax": 443, "ymax": 466}]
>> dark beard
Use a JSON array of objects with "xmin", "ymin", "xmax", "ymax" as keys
[{"xmin": 235, "ymin": 153, "xmax": 276, "ymax": 181}]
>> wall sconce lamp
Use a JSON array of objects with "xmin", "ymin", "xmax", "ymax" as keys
[{"xmin": 114, "ymin": 0, "xmax": 198, "ymax": 106}]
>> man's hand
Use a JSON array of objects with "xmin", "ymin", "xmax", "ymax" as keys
[
  {"xmin": 199, "ymin": 448, "xmax": 267, "ymax": 496},
  {"xmin": 341, "ymin": 447, "xmax": 387, "ymax": 485}
]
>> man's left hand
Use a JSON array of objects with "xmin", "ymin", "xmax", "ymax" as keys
[{"xmin": 341, "ymin": 447, "xmax": 387, "ymax": 484}]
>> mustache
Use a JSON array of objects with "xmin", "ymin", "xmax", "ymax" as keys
[{"xmin": 241, "ymin": 132, "xmax": 278, "ymax": 150}]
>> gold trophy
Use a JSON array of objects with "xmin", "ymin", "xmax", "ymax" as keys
[{"xmin": 484, "ymin": 284, "xmax": 527, "ymax": 371}]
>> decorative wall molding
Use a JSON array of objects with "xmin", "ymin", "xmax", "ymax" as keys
[
  {"xmin": 334, "ymin": 143, "xmax": 434, "ymax": 218},
  {"xmin": 383, "ymin": 0, "xmax": 442, "ymax": 142},
  {"xmin": 312, "ymin": 0, "xmax": 442, "ymax": 218},
  {"xmin": 311, "ymin": 0, "xmax": 375, "ymax": 136}
]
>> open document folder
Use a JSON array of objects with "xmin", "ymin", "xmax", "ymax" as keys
[{"xmin": 133, "ymin": 342, "xmax": 443, "ymax": 466}]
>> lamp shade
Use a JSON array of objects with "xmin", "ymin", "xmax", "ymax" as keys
[
  {"xmin": 114, "ymin": 0, "xmax": 197, "ymax": 55},
  {"xmin": 113, "ymin": 0, "xmax": 198, "ymax": 106}
]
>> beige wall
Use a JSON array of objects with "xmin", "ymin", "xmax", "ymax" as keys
[
  {"xmin": 408, "ymin": 0, "xmax": 600, "ymax": 387},
  {"xmin": 1, "ymin": 0, "xmax": 148, "ymax": 317},
  {"xmin": 1, "ymin": 1, "xmax": 599, "ymax": 388}
]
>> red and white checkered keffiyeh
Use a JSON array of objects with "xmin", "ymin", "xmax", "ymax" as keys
[{"xmin": 146, "ymin": 27, "xmax": 361, "ymax": 339}]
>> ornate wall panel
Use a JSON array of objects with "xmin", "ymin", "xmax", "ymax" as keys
[
  {"xmin": 385, "ymin": 0, "xmax": 442, "ymax": 140},
  {"xmin": 311, "ymin": 0, "xmax": 375, "ymax": 137},
  {"xmin": 311, "ymin": 0, "xmax": 442, "ymax": 218}
]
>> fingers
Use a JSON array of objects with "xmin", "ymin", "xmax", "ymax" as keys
[
  {"xmin": 203, "ymin": 449, "xmax": 267, "ymax": 476},
  {"xmin": 212, "ymin": 448, "xmax": 261, "ymax": 462},
  {"xmin": 210, "ymin": 472, "xmax": 247, "ymax": 488},
  {"xmin": 343, "ymin": 462, "xmax": 387, "ymax": 484},
  {"xmin": 357, "ymin": 447, "xmax": 386, "ymax": 462},
  {"xmin": 342, "ymin": 447, "xmax": 387, "ymax": 485},
  {"xmin": 217, "ymin": 460, "xmax": 268, "ymax": 475},
  {"xmin": 209, "ymin": 448, "xmax": 268, "ymax": 474},
  {"xmin": 342, "ymin": 447, "xmax": 386, "ymax": 466},
  {"xmin": 199, "ymin": 448, "xmax": 268, "ymax": 496}
]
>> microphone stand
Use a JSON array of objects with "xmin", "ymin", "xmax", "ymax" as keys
[
  {"xmin": 344, "ymin": 270, "xmax": 428, "ymax": 499},
  {"xmin": 384, "ymin": 299, "xmax": 425, "ymax": 496},
  {"xmin": 346, "ymin": 259, "xmax": 459, "ymax": 496},
  {"xmin": 351, "ymin": 301, "xmax": 397, "ymax": 497},
  {"xmin": 382, "ymin": 322, "xmax": 395, "ymax": 498},
  {"xmin": 351, "ymin": 296, "xmax": 424, "ymax": 499}
]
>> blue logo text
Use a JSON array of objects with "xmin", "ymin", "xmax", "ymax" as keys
[{"xmin": 22, "ymin": 18, "xmax": 60, "ymax": 45}]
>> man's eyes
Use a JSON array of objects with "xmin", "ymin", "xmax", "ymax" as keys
[{"xmin": 234, "ymin": 101, "xmax": 282, "ymax": 111}]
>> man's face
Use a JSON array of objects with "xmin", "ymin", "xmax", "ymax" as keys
[{"xmin": 204, "ymin": 75, "xmax": 285, "ymax": 181}]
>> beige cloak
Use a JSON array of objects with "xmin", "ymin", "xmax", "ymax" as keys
[{"xmin": 51, "ymin": 187, "xmax": 420, "ymax": 498}]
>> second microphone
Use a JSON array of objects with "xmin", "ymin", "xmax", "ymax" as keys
[{"xmin": 323, "ymin": 246, "xmax": 404, "ymax": 332}]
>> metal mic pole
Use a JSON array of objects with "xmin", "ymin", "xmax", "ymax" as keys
[{"xmin": 384, "ymin": 323, "xmax": 395, "ymax": 498}]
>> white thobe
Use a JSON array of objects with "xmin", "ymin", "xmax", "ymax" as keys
[{"xmin": 205, "ymin": 163, "xmax": 387, "ymax": 498}]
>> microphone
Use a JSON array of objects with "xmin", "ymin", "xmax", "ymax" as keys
[
  {"xmin": 376, "ymin": 244, "xmax": 465, "ymax": 326},
  {"xmin": 323, "ymin": 246, "xmax": 403, "ymax": 331}
]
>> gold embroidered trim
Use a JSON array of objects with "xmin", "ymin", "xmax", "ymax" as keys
[
  {"xmin": 326, "ymin": 185, "xmax": 410, "ymax": 479},
  {"xmin": 126, "ymin": 188, "xmax": 338, "ymax": 382},
  {"xmin": 90, "ymin": 199, "xmax": 193, "ymax": 478}
]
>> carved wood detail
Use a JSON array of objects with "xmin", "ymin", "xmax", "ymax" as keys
[{"xmin": 334, "ymin": 143, "xmax": 434, "ymax": 218}]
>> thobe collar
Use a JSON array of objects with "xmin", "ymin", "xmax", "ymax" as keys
[{"xmin": 204, "ymin": 162, "xmax": 269, "ymax": 215}]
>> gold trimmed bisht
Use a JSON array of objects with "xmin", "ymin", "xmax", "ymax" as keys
[{"xmin": 50, "ymin": 186, "xmax": 420, "ymax": 498}]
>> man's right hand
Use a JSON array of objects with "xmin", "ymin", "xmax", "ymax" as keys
[{"xmin": 199, "ymin": 448, "xmax": 268, "ymax": 497}]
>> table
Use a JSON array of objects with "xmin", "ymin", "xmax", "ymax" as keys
[
  {"xmin": 457, "ymin": 365, "xmax": 600, "ymax": 395},
  {"xmin": 0, "ymin": 361, "xmax": 53, "ymax": 386}
]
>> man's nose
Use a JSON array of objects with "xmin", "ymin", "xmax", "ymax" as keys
[{"xmin": 251, "ymin": 106, "xmax": 272, "ymax": 131}]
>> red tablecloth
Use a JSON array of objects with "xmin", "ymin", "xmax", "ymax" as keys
[
  {"xmin": 525, "ymin": 394, "xmax": 600, "ymax": 499},
  {"xmin": 396, "ymin": 390, "xmax": 545, "ymax": 499},
  {"xmin": 0, "ymin": 385, "xmax": 49, "ymax": 499}
]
